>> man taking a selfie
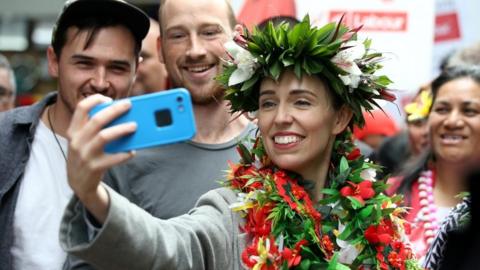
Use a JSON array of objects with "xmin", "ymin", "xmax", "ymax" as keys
[{"xmin": 0, "ymin": 0, "xmax": 149, "ymax": 268}]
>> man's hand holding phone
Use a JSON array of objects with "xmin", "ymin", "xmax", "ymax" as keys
[
  {"xmin": 66, "ymin": 94, "xmax": 137, "ymax": 224},
  {"xmin": 65, "ymin": 89, "xmax": 196, "ymax": 223}
]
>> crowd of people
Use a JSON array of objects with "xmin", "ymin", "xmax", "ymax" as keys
[{"xmin": 0, "ymin": 0, "xmax": 479, "ymax": 269}]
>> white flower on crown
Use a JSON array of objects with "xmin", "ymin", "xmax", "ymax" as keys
[
  {"xmin": 331, "ymin": 40, "xmax": 366, "ymax": 88},
  {"xmin": 224, "ymin": 40, "xmax": 258, "ymax": 86}
]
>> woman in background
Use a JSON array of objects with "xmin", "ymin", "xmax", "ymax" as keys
[
  {"xmin": 390, "ymin": 66, "xmax": 480, "ymax": 261},
  {"xmin": 376, "ymin": 86, "xmax": 432, "ymax": 176}
]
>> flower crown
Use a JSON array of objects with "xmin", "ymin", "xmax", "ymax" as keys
[
  {"xmin": 404, "ymin": 88, "xmax": 432, "ymax": 122},
  {"xmin": 217, "ymin": 15, "xmax": 395, "ymax": 127}
]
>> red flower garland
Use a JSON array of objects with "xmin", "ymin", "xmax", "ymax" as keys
[
  {"xmin": 274, "ymin": 171, "xmax": 321, "ymax": 222},
  {"xmin": 225, "ymin": 135, "xmax": 421, "ymax": 269}
]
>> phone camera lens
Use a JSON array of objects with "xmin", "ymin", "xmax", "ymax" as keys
[{"xmin": 176, "ymin": 96, "xmax": 183, "ymax": 103}]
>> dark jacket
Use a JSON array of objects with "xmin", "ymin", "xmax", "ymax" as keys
[{"xmin": 0, "ymin": 92, "xmax": 56, "ymax": 270}]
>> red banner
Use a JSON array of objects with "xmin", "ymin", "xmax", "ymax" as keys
[
  {"xmin": 329, "ymin": 11, "xmax": 408, "ymax": 32},
  {"xmin": 434, "ymin": 12, "xmax": 461, "ymax": 42}
]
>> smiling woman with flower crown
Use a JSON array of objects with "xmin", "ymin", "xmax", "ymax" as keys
[{"xmin": 60, "ymin": 16, "xmax": 420, "ymax": 269}]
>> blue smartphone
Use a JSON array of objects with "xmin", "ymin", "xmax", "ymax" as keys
[{"xmin": 88, "ymin": 88, "xmax": 196, "ymax": 153}]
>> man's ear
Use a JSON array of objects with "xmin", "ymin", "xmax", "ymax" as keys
[
  {"xmin": 332, "ymin": 105, "xmax": 354, "ymax": 135},
  {"xmin": 46, "ymin": 46, "xmax": 59, "ymax": 78},
  {"xmin": 233, "ymin": 24, "xmax": 244, "ymax": 37},
  {"xmin": 157, "ymin": 35, "xmax": 165, "ymax": 64}
]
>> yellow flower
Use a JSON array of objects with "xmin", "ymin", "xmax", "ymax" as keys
[
  {"xmin": 252, "ymin": 238, "xmax": 272, "ymax": 270},
  {"xmin": 405, "ymin": 90, "xmax": 432, "ymax": 122},
  {"xmin": 229, "ymin": 191, "xmax": 258, "ymax": 212}
]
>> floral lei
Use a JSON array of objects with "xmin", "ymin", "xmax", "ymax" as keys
[{"xmin": 224, "ymin": 131, "xmax": 421, "ymax": 270}]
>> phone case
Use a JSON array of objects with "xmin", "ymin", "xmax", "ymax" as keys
[{"xmin": 88, "ymin": 88, "xmax": 196, "ymax": 153}]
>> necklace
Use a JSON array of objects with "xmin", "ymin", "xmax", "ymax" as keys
[
  {"xmin": 47, "ymin": 106, "xmax": 67, "ymax": 162},
  {"xmin": 225, "ymin": 133, "xmax": 419, "ymax": 269},
  {"xmin": 414, "ymin": 170, "xmax": 438, "ymax": 245}
]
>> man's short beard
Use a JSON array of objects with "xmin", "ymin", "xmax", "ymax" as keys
[
  {"xmin": 190, "ymin": 85, "xmax": 225, "ymax": 106},
  {"xmin": 58, "ymin": 91, "xmax": 76, "ymax": 115}
]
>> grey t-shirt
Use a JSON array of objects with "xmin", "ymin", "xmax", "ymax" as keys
[{"xmin": 104, "ymin": 123, "xmax": 257, "ymax": 219}]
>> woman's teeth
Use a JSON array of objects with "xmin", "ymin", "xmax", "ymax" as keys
[
  {"xmin": 188, "ymin": 65, "xmax": 211, "ymax": 73},
  {"xmin": 441, "ymin": 134, "xmax": 464, "ymax": 143},
  {"xmin": 274, "ymin": 135, "xmax": 302, "ymax": 144}
]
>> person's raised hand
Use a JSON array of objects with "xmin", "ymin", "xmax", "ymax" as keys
[{"xmin": 66, "ymin": 94, "xmax": 137, "ymax": 223}]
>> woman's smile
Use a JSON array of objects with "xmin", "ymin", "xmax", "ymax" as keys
[
  {"xmin": 439, "ymin": 133, "xmax": 466, "ymax": 145},
  {"xmin": 272, "ymin": 132, "xmax": 305, "ymax": 149}
]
